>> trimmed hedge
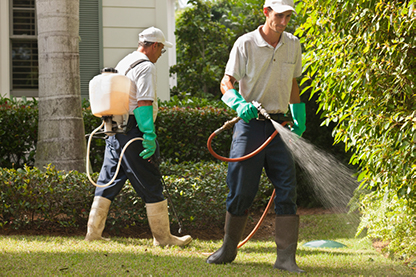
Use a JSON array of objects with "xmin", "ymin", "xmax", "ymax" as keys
[
  {"xmin": 1, "ymin": 96, "xmax": 235, "ymax": 171},
  {"xmin": 0, "ymin": 97, "xmax": 38, "ymax": 169},
  {"xmin": 0, "ymin": 162, "xmax": 273, "ymax": 231},
  {"xmin": 157, "ymin": 106, "xmax": 233, "ymax": 162},
  {"xmin": 0, "ymin": 95, "xmax": 333, "ymax": 213}
]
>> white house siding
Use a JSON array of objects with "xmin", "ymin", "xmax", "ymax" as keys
[
  {"xmin": 0, "ymin": 0, "xmax": 10, "ymax": 97},
  {"xmin": 102, "ymin": 0, "xmax": 174, "ymax": 101},
  {"xmin": 0, "ymin": 0, "xmax": 175, "ymax": 101}
]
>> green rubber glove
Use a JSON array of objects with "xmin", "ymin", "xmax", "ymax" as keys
[
  {"xmin": 133, "ymin": 105, "xmax": 156, "ymax": 159},
  {"xmin": 289, "ymin": 103, "xmax": 306, "ymax": 137},
  {"xmin": 221, "ymin": 89, "xmax": 258, "ymax": 123}
]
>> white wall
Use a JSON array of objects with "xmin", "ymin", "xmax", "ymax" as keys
[
  {"xmin": 102, "ymin": 0, "xmax": 173, "ymax": 101},
  {"xmin": 0, "ymin": 0, "xmax": 10, "ymax": 98},
  {"xmin": 167, "ymin": 0, "xmax": 177, "ymax": 89}
]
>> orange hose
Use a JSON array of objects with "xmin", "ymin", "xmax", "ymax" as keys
[
  {"xmin": 207, "ymin": 119, "xmax": 288, "ymax": 248},
  {"xmin": 207, "ymin": 130, "xmax": 278, "ymax": 162},
  {"xmin": 207, "ymin": 121, "xmax": 287, "ymax": 162},
  {"xmin": 238, "ymin": 189, "xmax": 276, "ymax": 248}
]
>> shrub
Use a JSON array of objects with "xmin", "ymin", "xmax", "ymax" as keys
[
  {"xmin": 170, "ymin": 0, "xmax": 235, "ymax": 98},
  {"xmin": 0, "ymin": 95, "xmax": 340, "ymax": 209},
  {"xmin": 356, "ymin": 189, "xmax": 416, "ymax": 259},
  {"xmin": 297, "ymin": 0, "xmax": 415, "ymax": 257},
  {"xmin": 0, "ymin": 163, "xmax": 275, "ymax": 231},
  {"xmin": 0, "ymin": 165, "xmax": 93, "ymax": 230},
  {"xmin": 0, "ymin": 96, "xmax": 236, "ymax": 170},
  {"xmin": 82, "ymin": 99, "xmax": 106, "ymax": 172},
  {"xmin": 157, "ymin": 106, "xmax": 234, "ymax": 162},
  {"xmin": 0, "ymin": 97, "xmax": 38, "ymax": 168}
]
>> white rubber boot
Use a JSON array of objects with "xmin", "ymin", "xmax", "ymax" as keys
[
  {"xmin": 85, "ymin": 196, "xmax": 111, "ymax": 241},
  {"xmin": 146, "ymin": 199, "xmax": 192, "ymax": 247}
]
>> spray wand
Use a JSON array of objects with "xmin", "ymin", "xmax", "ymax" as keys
[{"xmin": 149, "ymin": 156, "xmax": 184, "ymax": 234}]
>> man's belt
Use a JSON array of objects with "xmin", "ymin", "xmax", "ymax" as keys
[{"xmin": 256, "ymin": 113, "xmax": 293, "ymax": 122}]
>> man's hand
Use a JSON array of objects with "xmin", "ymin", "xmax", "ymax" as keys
[
  {"xmin": 140, "ymin": 136, "xmax": 156, "ymax": 159},
  {"xmin": 222, "ymin": 89, "xmax": 257, "ymax": 123},
  {"xmin": 134, "ymin": 105, "xmax": 157, "ymax": 159}
]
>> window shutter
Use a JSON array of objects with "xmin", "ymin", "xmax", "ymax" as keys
[{"xmin": 79, "ymin": 0, "xmax": 102, "ymax": 99}]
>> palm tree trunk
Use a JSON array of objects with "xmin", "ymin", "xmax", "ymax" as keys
[{"xmin": 35, "ymin": 0, "xmax": 86, "ymax": 172}]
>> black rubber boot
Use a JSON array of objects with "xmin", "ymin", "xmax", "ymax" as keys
[
  {"xmin": 274, "ymin": 215, "xmax": 305, "ymax": 273},
  {"xmin": 206, "ymin": 212, "xmax": 248, "ymax": 264}
]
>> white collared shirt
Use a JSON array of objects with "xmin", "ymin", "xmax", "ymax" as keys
[{"xmin": 225, "ymin": 26, "xmax": 302, "ymax": 113}]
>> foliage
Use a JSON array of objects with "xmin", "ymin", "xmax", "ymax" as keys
[
  {"xmin": 160, "ymin": 160, "xmax": 277, "ymax": 228},
  {"xmin": 158, "ymin": 95, "xmax": 227, "ymax": 108},
  {"xmin": 0, "ymin": 96, "xmax": 38, "ymax": 169},
  {"xmin": 209, "ymin": 0, "xmax": 265, "ymax": 38},
  {"xmin": 156, "ymin": 105, "xmax": 234, "ymax": 163},
  {"xmin": 0, "ymin": 97, "xmax": 236, "ymax": 170},
  {"xmin": 170, "ymin": 0, "xmax": 235, "ymax": 98},
  {"xmin": 297, "ymin": 0, "xmax": 415, "ymax": 257},
  {"xmin": 0, "ymin": 165, "xmax": 93, "ymax": 230},
  {"xmin": 82, "ymin": 99, "xmax": 106, "ymax": 172},
  {"xmin": 0, "ymin": 163, "xmax": 275, "ymax": 231},
  {"xmin": 356, "ymin": 189, "xmax": 416, "ymax": 259}
]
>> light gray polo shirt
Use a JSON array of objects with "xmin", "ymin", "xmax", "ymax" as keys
[
  {"xmin": 225, "ymin": 26, "xmax": 302, "ymax": 113},
  {"xmin": 115, "ymin": 51, "xmax": 158, "ymax": 121}
]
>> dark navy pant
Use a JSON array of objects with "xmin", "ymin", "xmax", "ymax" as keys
[
  {"xmin": 226, "ymin": 119, "xmax": 297, "ymax": 216},
  {"xmin": 94, "ymin": 117, "xmax": 164, "ymax": 204}
]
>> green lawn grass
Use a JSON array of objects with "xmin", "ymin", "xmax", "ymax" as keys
[{"xmin": 0, "ymin": 214, "xmax": 413, "ymax": 276}]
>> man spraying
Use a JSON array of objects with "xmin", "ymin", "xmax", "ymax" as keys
[
  {"xmin": 85, "ymin": 27, "xmax": 192, "ymax": 247},
  {"xmin": 206, "ymin": 0, "xmax": 306, "ymax": 272}
]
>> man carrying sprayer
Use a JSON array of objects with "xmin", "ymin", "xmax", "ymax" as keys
[
  {"xmin": 206, "ymin": 0, "xmax": 306, "ymax": 273},
  {"xmin": 85, "ymin": 27, "xmax": 192, "ymax": 247}
]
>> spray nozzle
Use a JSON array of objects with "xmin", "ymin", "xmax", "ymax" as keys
[{"xmin": 252, "ymin": 101, "xmax": 271, "ymax": 120}]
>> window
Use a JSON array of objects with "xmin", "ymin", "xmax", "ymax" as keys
[
  {"xmin": 9, "ymin": 0, "xmax": 102, "ymax": 98},
  {"xmin": 10, "ymin": 0, "xmax": 39, "ymax": 96}
]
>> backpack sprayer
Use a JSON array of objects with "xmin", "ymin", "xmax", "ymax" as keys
[
  {"xmin": 89, "ymin": 68, "xmax": 132, "ymax": 135},
  {"xmin": 206, "ymin": 102, "xmax": 292, "ymax": 248},
  {"xmin": 86, "ymin": 67, "xmax": 139, "ymax": 188}
]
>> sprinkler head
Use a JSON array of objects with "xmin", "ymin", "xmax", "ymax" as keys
[{"xmin": 303, "ymin": 240, "xmax": 347, "ymax": 248}]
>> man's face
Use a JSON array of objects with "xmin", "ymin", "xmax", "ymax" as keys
[
  {"xmin": 156, "ymin": 43, "xmax": 166, "ymax": 59},
  {"xmin": 150, "ymin": 42, "xmax": 166, "ymax": 63},
  {"xmin": 265, "ymin": 8, "xmax": 292, "ymax": 35}
]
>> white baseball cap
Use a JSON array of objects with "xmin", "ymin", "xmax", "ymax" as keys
[
  {"xmin": 138, "ymin": 27, "xmax": 173, "ymax": 48},
  {"xmin": 264, "ymin": 0, "xmax": 297, "ymax": 15}
]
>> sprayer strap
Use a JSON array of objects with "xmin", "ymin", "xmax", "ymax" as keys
[{"xmin": 124, "ymin": 59, "xmax": 151, "ymax": 75}]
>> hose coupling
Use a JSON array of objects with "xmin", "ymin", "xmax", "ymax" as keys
[{"xmin": 214, "ymin": 117, "xmax": 240, "ymax": 135}]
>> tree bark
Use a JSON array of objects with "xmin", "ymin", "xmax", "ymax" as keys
[{"xmin": 35, "ymin": 0, "xmax": 86, "ymax": 172}]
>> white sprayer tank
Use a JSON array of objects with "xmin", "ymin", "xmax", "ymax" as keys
[{"xmin": 89, "ymin": 68, "xmax": 132, "ymax": 117}]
